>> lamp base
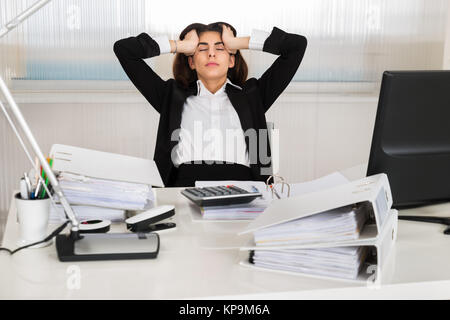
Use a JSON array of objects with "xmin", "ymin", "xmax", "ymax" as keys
[{"xmin": 56, "ymin": 232, "xmax": 159, "ymax": 262}]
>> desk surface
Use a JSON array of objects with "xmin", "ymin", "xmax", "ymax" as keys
[{"xmin": 1, "ymin": 174, "xmax": 450, "ymax": 299}]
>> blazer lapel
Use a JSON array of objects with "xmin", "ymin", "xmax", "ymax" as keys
[
  {"xmin": 168, "ymin": 83, "xmax": 195, "ymax": 149},
  {"xmin": 225, "ymin": 83, "xmax": 253, "ymax": 132}
]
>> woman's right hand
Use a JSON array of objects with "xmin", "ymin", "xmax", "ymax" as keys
[{"xmin": 179, "ymin": 29, "xmax": 199, "ymax": 56}]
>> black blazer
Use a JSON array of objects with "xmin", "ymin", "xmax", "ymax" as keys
[{"xmin": 113, "ymin": 27, "xmax": 307, "ymax": 186}]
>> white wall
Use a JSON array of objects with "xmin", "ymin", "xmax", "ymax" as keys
[
  {"xmin": 0, "ymin": 82, "xmax": 379, "ymax": 218},
  {"xmin": 444, "ymin": 2, "xmax": 450, "ymax": 69}
]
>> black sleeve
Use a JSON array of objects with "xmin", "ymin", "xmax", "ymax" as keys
[
  {"xmin": 256, "ymin": 27, "xmax": 307, "ymax": 112},
  {"xmin": 113, "ymin": 33, "xmax": 170, "ymax": 113}
]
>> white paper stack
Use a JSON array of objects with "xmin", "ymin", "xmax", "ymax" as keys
[
  {"xmin": 250, "ymin": 246, "xmax": 370, "ymax": 280},
  {"xmin": 195, "ymin": 181, "xmax": 271, "ymax": 220},
  {"xmin": 55, "ymin": 172, "xmax": 155, "ymax": 211},
  {"xmin": 49, "ymin": 204, "xmax": 126, "ymax": 223}
]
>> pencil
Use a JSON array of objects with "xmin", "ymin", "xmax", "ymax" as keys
[
  {"xmin": 40, "ymin": 157, "xmax": 52, "ymax": 199},
  {"xmin": 34, "ymin": 156, "xmax": 39, "ymax": 184}
]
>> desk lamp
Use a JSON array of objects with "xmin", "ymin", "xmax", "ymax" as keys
[{"xmin": 0, "ymin": 0, "xmax": 159, "ymax": 260}]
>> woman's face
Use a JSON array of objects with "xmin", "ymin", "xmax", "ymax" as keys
[{"xmin": 188, "ymin": 31, "xmax": 235, "ymax": 82}]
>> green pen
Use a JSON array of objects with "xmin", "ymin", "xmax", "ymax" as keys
[{"xmin": 39, "ymin": 163, "xmax": 46, "ymax": 198}]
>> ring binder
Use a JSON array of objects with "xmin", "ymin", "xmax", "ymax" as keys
[
  {"xmin": 266, "ymin": 174, "xmax": 290, "ymax": 199},
  {"xmin": 50, "ymin": 144, "xmax": 164, "ymax": 187},
  {"xmin": 240, "ymin": 173, "xmax": 398, "ymax": 283}
]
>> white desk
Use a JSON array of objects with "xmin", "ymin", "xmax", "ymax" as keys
[{"xmin": 1, "ymin": 184, "xmax": 450, "ymax": 299}]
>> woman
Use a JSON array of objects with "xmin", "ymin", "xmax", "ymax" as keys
[{"xmin": 114, "ymin": 22, "xmax": 307, "ymax": 187}]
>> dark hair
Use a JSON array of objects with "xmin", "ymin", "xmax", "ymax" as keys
[{"xmin": 172, "ymin": 22, "xmax": 248, "ymax": 89}]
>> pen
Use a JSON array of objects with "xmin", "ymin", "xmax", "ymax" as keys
[
  {"xmin": 34, "ymin": 156, "xmax": 40, "ymax": 183},
  {"xmin": 23, "ymin": 172, "xmax": 33, "ymax": 199},
  {"xmin": 35, "ymin": 179, "xmax": 42, "ymax": 198},
  {"xmin": 39, "ymin": 157, "xmax": 49, "ymax": 198},
  {"xmin": 30, "ymin": 181, "xmax": 36, "ymax": 199},
  {"xmin": 20, "ymin": 178, "xmax": 29, "ymax": 200},
  {"xmin": 40, "ymin": 157, "xmax": 53, "ymax": 199},
  {"xmin": 23, "ymin": 172, "xmax": 32, "ymax": 193}
]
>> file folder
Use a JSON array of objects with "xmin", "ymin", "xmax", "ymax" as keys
[
  {"xmin": 49, "ymin": 144, "xmax": 164, "ymax": 187},
  {"xmin": 239, "ymin": 174, "xmax": 393, "ymax": 242},
  {"xmin": 238, "ymin": 174, "xmax": 398, "ymax": 283},
  {"xmin": 240, "ymin": 209, "xmax": 397, "ymax": 284}
]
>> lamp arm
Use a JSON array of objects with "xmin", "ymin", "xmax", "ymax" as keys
[
  {"xmin": 0, "ymin": 0, "xmax": 80, "ymax": 232},
  {"xmin": 0, "ymin": 77, "xmax": 80, "ymax": 231},
  {"xmin": 0, "ymin": 0, "xmax": 52, "ymax": 38}
]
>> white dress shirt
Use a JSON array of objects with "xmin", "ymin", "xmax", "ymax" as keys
[
  {"xmin": 153, "ymin": 30, "xmax": 270, "ymax": 167},
  {"xmin": 172, "ymin": 78, "xmax": 249, "ymax": 167}
]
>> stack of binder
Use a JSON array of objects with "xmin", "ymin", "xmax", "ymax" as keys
[
  {"xmin": 239, "ymin": 173, "xmax": 398, "ymax": 283},
  {"xmin": 49, "ymin": 144, "xmax": 164, "ymax": 220}
]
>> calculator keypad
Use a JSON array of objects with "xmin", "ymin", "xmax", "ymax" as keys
[{"xmin": 181, "ymin": 185, "xmax": 261, "ymax": 207}]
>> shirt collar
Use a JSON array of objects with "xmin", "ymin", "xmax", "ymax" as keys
[{"xmin": 196, "ymin": 79, "xmax": 241, "ymax": 96}]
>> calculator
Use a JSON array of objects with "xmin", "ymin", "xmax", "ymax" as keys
[{"xmin": 181, "ymin": 185, "xmax": 262, "ymax": 207}]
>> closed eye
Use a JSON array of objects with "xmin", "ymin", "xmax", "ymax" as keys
[{"xmin": 198, "ymin": 45, "xmax": 226, "ymax": 52}]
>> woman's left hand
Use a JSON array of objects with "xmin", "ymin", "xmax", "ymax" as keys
[{"xmin": 221, "ymin": 24, "xmax": 237, "ymax": 55}]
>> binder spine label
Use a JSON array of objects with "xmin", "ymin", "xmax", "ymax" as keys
[{"xmin": 375, "ymin": 187, "xmax": 389, "ymax": 227}]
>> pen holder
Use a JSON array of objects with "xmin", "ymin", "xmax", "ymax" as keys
[{"xmin": 15, "ymin": 192, "xmax": 52, "ymax": 248}]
